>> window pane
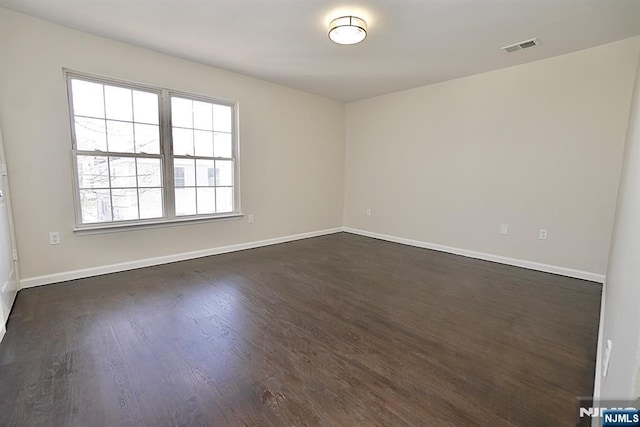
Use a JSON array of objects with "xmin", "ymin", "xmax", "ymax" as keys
[
  {"xmin": 104, "ymin": 86, "xmax": 133, "ymax": 121},
  {"xmin": 106, "ymin": 120, "xmax": 135, "ymax": 153},
  {"xmin": 171, "ymin": 97, "xmax": 193, "ymax": 128},
  {"xmin": 174, "ymin": 158, "xmax": 195, "ymax": 187},
  {"xmin": 216, "ymin": 187, "xmax": 233, "ymax": 213},
  {"xmin": 109, "ymin": 157, "xmax": 137, "ymax": 187},
  {"xmin": 174, "ymin": 167, "xmax": 185, "ymax": 187},
  {"xmin": 75, "ymin": 117, "xmax": 107, "ymax": 151},
  {"xmin": 207, "ymin": 167, "xmax": 216, "ymax": 186},
  {"xmin": 213, "ymin": 104, "xmax": 232, "ymax": 132},
  {"xmin": 193, "ymin": 101, "xmax": 213, "ymax": 130},
  {"xmin": 175, "ymin": 187, "xmax": 196, "ymax": 216},
  {"xmin": 72, "ymin": 80, "xmax": 104, "ymax": 118},
  {"xmin": 134, "ymin": 124, "xmax": 160, "ymax": 154},
  {"xmin": 77, "ymin": 155, "xmax": 109, "ymax": 188},
  {"xmin": 194, "ymin": 130, "xmax": 214, "ymax": 157},
  {"xmin": 215, "ymin": 160, "xmax": 233, "ymax": 186},
  {"xmin": 196, "ymin": 159, "xmax": 214, "ymax": 186},
  {"xmin": 173, "ymin": 128, "xmax": 194, "ymax": 156},
  {"xmin": 139, "ymin": 188, "xmax": 163, "ymax": 219},
  {"xmin": 213, "ymin": 132, "xmax": 232, "ymax": 158},
  {"xmin": 133, "ymin": 90, "xmax": 159, "ymax": 125},
  {"xmin": 80, "ymin": 189, "xmax": 112, "ymax": 223},
  {"xmin": 112, "ymin": 189, "xmax": 138, "ymax": 221},
  {"xmin": 137, "ymin": 158, "xmax": 162, "ymax": 187},
  {"xmin": 197, "ymin": 187, "xmax": 215, "ymax": 214}
]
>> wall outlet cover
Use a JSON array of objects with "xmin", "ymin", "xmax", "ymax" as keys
[{"xmin": 49, "ymin": 232, "xmax": 60, "ymax": 245}]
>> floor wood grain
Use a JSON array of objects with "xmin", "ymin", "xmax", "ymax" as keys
[{"xmin": 0, "ymin": 233, "xmax": 601, "ymax": 426}]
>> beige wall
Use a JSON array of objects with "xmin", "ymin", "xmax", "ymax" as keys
[
  {"xmin": 0, "ymin": 8, "xmax": 345, "ymax": 281},
  {"xmin": 344, "ymin": 37, "xmax": 640, "ymax": 276},
  {"xmin": 599, "ymin": 50, "xmax": 640, "ymax": 400}
]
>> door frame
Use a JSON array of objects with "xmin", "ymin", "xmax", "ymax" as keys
[{"xmin": 0, "ymin": 122, "xmax": 20, "ymax": 341}]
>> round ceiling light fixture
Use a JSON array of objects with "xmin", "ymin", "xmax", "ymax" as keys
[{"xmin": 328, "ymin": 16, "xmax": 367, "ymax": 45}]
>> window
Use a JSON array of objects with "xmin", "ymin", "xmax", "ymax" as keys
[
  {"xmin": 66, "ymin": 72, "xmax": 239, "ymax": 229},
  {"xmin": 170, "ymin": 96, "xmax": 235, "ymax": 216}
]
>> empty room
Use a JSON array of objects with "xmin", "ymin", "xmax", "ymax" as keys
[{"xmin": 1, "ymin": 1, "xmax": 640, "ymax": 426}]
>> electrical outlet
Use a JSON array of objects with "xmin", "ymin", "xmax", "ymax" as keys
[
  {"xmin": 538, "ymin": 228, "xmax": 548, "ymax": 240},
  {"xmin": 500, "ymin": 224, "xmax": 509, "ymax": 235},
  {"xmin": 366, "ymin": 208, "xmax": 372, "ymax": 216},
  {"xmin": 49, "ymin": 232, "xmax": 60, "ymax": 245},
  {"xmin": 248, "ymin": 214, "xmax": 254, "ymax": 224}
]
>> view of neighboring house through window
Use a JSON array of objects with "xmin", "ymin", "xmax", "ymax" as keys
[
  {"xmin": 174, "ymin": 167, "xmax": 186, "ymax": 188},
  {"xmin": 67, "ymin": 73, "xmax": 238, "ymax": 228}
]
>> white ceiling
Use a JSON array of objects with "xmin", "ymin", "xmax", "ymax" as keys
[{"xmin": 1, "ymin": 0, "xmax": 640, "ymax": 101}]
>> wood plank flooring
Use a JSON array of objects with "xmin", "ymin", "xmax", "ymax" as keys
[{"xmin": 0, "ymin": 233, "xmax": 601, "ymax": 426}]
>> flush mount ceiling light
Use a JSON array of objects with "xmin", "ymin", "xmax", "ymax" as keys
[{"xmin": 328, "ymin": 16, "xmax": 367, "ymax": 45}]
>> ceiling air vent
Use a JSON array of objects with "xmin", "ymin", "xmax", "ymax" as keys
[{"xmin": 501, "ymin": 38, "xmax": 539, "ymax": 53}]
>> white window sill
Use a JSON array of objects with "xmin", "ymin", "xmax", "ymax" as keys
[{"xmin": 73, "ymin": 213, "xmax": 244, "ymax": 235}]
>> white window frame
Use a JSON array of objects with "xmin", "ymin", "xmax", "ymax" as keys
[{"xmin": 65, "ymin": 70, "xmax": 241, "ymax": 233}]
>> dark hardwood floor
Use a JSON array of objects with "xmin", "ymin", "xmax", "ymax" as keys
[{"xmin": 0, "ymin": 233, "xmax": 601, "ymax": 426}]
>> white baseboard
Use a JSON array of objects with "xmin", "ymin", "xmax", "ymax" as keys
[
  {"xmin": 20, "ymin": 225, "xmax": 606, "ymax": 289},
  {"xmin": 20, "ymin": 227, "xmax": 343, "ymax": 289},
  {"xmin": 343, "ymin": 227, "xmax": 605, "ymax": 283}
]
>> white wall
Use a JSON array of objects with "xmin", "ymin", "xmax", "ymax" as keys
[
  {"xmin": 598, "ymin": 50, "xmax": 640, "ymax": 400},
  {"xmin": 0, "ymin": 8, "xmax": 345, "ymax": 283},
  {"xmin": 344, "ymin": 37, "xmax": 640, "ymax": 277}
]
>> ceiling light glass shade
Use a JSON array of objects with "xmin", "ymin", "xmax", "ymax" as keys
[{"xmin": 328, "ymin": 16, "xmax": 367, "ymax": 45}]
